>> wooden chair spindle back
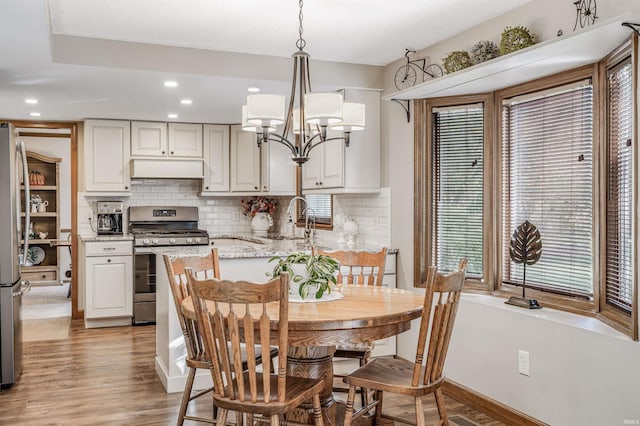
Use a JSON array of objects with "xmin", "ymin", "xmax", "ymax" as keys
[
  {"xmin": 412, "ymin": 259, "xmax": 466, "ymax": 388},
  {"xmin": 316, "ymin": 248, "xmax": 387, "ymax": 286},
  {"xmin": 186, "ymin": 271, "xmax": 290, "ymax": 405},
  {"xmin": 163, "ymin": 249, "xmax": 221, "ymax": 361}
]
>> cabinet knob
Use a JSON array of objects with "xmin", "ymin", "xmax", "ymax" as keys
[
  {"xmin": 170, "ymin": 151, "xmax": 174, "ymax": 155},
  {"xmin": 263, "ymin": 185, "xmax": 267, "ymax": 190},
  {"xmin": 319, "ymin": 182, "xmax": 323, "ymax": 187},
  {"xmin": 125, "ymin": 186, "xmax": 129, "ymax": 190},
  {"xmin": 205, "ymin": 186, "xmax": 209, "ymax": 190},
  {"xmin": 254, "ymin": 186, "xmax": 258, "ymax": 190},
  {"xmin": 41, "ymin": 274, "xmax": 46, "ymax": 279},
  {"xmin": 107, "ymin": 259, "xmax": 111, "ymax": 263},
  {"xmin": 162, "ymin": 151, "xmax": 166, "ymax": 155}
]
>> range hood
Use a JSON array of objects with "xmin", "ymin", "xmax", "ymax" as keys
[{"xmin": 130, "ymin": 159, "xmax": 204, "ymax": 179}]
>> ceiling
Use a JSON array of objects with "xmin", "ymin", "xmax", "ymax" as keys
[{"xmin": 0, "ymin": 0, "xmax": 532, "ymax": 123}]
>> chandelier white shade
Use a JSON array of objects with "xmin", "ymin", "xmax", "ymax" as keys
[
  {"xmin": 246, "ymin": 94, "xmax": 285, "ymax": 126},
  {"xmin": 242, "ymin": 0, "xmax": 365, "ymax": 166},
  {"xmin": 330, "ymin": 102, "xmax": 366, "ymax": 132}
]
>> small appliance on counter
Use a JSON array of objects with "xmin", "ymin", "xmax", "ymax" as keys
[{"xmin": 96, "ymin": 201, "xmax": 123, "ymax": 235}]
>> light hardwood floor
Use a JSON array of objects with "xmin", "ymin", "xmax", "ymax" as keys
[{"xmin": 0, "ymin": 321, "xmax": 503, "ymax": 425}]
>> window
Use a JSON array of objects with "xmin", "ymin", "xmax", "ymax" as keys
[
  {"xmin": 431, "ymin": 104, "xmax": 484, "ymax": 278},
  {"xmin": 501, "ymin": 82, "xmax": 594, "ymax": 297},
  {"xmin": 302, "ymin": 194, "xmax": 332, "ymax": 226},
  {"xmin": 413, "ymin": 38, "xmax": 637, "ymax": 339},
  {"xmin": 604, "ymin": 56, "xmax": 634, "ymax": 318}
]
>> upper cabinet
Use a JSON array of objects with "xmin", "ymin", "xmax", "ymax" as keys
[
  {"xmin": 302, "ymin": 89, "xmax": 380, "ymax": 194},
  {"xmin": 84, "ymin": 119, "xmax": 131, "ymax": 193},
  {"xmin": 230, "ymin": 124, "xmax": 263, "ymax": 192},
  {"xmin": 131, "ymin": 121, "xmax": 202, "ymax": 158},
  {"xmin": 168, "ymin": 123, "xmax": 203, "ymax": 158},
  {"xmin": 202, "ymin": 125, "xmax": 294, "ymax": 196},
  {"xmin": 203, "ymin": 124, "xmax": 230, "ymax": 192}
]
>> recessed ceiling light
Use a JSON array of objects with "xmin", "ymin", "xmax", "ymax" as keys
[
  {"xmin": 25, "ymin": 99, "xmax": 38, "ymax": 104},
  {"xmin": 168, "ymin": 113, "xmax": 178, "ymax": 119},
  {"xmin": 247, "ymin": 86, "xmax": 261, "ymax": 93},
  {"xmin": 29, "ymin": 112, "xmax": 41, "ymax": 117},
  {"xmin": 163, "ymin": 81, "xmax": 178, "ymax": 88},
  {"xmin": 180, "ymin": 99, "xmax": 192, "ymax": 105}
]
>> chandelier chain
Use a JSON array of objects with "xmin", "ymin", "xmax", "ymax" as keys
[{"xmin": 296, "ymin": 0, "xmax": 306, "ymax": 50}]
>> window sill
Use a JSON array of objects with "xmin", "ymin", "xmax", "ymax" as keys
[{"xmin": 460, "ymin": 293, "xmax": 631, "ymax": 341}]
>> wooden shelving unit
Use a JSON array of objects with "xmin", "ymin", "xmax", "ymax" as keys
[{"xmin": 21, "ymin": 151, "xmax": 61, "ymax": 285}]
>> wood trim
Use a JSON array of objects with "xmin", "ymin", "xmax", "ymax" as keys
[
  {"xmin": 414, "ymin": 94, "xmax": 493, "ymax": 289},
  {"xmin": 442, "ymin": 379, "xmax": 548, "ymax": 426},
  {"xmin": 19, "ymin": 132, "xmax": 70, "ymax": 138}
]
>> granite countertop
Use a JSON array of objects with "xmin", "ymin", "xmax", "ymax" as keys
[
  {"xmin": 79, "ymin": 234, "xmax": 134, "ymax": 242},
  {"xmin": 155, "ymin": 233, "xmax": 397, "ymax": 259}
]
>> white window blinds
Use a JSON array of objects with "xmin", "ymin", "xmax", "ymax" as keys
[
  {"xmin": 502, "ymin": 83, "xmax": 594, "ymax": 296},
  {"xmin": 606, "ymin": 58, "xmax": 633, "ymax": 313},
  {"xmin": 432, "ymin": 105, "xmax": 484, "ymax": 278},
  {"xmin": 304, "ymin": 194, "xmax": 332, "ymax": 225}
]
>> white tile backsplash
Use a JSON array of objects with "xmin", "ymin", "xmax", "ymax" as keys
[{"xmin": 79, "ymin": 180, "xmax": 391, "ymax": 249}]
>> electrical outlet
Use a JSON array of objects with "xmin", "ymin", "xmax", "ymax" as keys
[{"xmin": 518, "ymin": 349, "xmax": 530, "ymax": 376}]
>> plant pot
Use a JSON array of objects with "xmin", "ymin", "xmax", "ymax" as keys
[{"xmin": 251, "ymin": 212, "xmax": 273, "ymax": 236}]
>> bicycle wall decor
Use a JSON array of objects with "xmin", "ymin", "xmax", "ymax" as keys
[{"xmin": 394, "ymin": 49, "xmax": 443, "ymax": 90}]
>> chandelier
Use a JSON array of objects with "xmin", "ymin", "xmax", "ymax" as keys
[{"xmin": 242, "ymin": 0, "xmax": 365, "ymax": 166}]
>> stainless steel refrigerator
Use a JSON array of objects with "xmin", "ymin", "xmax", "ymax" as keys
[{"xmin": 0, "ymin": 122, "xmax": 31, "ymax": 387}]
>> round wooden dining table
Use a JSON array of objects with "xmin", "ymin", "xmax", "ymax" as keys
[{"xmin": 181, "ymin": 284, "xmax": 425, "ymax": 425}]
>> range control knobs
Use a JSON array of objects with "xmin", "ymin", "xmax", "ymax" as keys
[
  {"xmin": 169, "ymin": 238, "xmax": 176, "ymax": 244},
  {"xmin": 151, "ymin": 238, "xmax": 159, "ymax": 245},
  {"xmin": 186, "ymin": 238, "xmax": 193, "ymax": 244}
]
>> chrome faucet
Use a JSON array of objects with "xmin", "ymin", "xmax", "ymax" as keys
[{"xmin": 286, "ymin": 196, "xmax": 316, "ymax": 244}]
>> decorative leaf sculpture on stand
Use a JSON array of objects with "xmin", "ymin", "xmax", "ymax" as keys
[{"xmin": 506, "ymin": 220, "xmax": 543, "ymax": 309}]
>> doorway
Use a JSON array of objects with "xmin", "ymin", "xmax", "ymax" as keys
[{"xmin": 11, "ymin": 121, "xmax": 80, "ymax": 324}]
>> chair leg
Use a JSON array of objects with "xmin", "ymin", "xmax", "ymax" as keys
[
  {"xmin": 177, "ymin": 367, "xmax": 196, "ymax": 425},
  {"xmin": 344, "ymin": 385, "xmax": 357, "ymax": 426},
  {"xmin": 217, "ymin": 409, "xmax": 228, "ymax": 426},
  {"xmin": 415, "ymin": 396, "xmax": 425, "ymax": 426},
  {"xmin": 374, "ymin": 390, "xmax": 384, "ymax": 424},
  {"xmin": 236, "ymin": 411, "xmax": 244, "ymax": 426},
  {"xmin": 270, "ymin": 414, "xmax": 279, "ymax": 426},
  {"xmin": 434, "ymin": 389, "xmax": 449, "ymax": 426},
  {"xmin": 312, "ymin": 393, "xmax": 323, "ymax": 426},
  {"xmin": 358, "ymin": 353, "xmax": 372, "ymax": 409}
]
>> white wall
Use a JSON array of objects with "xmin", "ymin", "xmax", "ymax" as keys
[{"xmin": 384, "ymin": 0, "xmax": 640, "ymax": 424}]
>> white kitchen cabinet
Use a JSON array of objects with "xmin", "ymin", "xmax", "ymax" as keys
[
  {"xmin": 202, "ymin": 124, "xmax": 230, "ymax": 192},
  {"xmin": 168, "ymin": 123, "xmax": 203, "ymax": 158},
  {"xmin": 83, "ymin": 119, "xmax": 131, "ymax": 193},
  {"xmin": 202, "ymin": 125, "xmax": 295, "ymax": 196},
  {"xmin": 302, "ymin": 89, "xmax": 381, "ymax": 194},
  {"xmin": 131, "ymin": 122, "xmax": 202, "ymax": 158},
  {"xmin": 301, "ymin": 137, "xmax": 344, "ymax": 190},
  {"xmin": 230, "ymin": 124, "xmax": 263, "ymax": 192},
  {"xmin": 267, "ymin": 140, "xmax": 296, "ymax": 195},
  {"xmin": 131, "ymin": 121, "xmax": 168, "ymax": 157},
  {"xmin": 82, "ymin": 240, "xmax": 133, "ymax": 328}
]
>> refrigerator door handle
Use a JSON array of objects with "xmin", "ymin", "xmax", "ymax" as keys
[{"xmin": 16, "ymin": 139, "xmax": 30, "ymax": 266}]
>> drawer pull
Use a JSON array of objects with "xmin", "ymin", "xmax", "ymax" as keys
[{"xmin": 103, "ymin": 247, "xmax": 116, "ymax": 251}]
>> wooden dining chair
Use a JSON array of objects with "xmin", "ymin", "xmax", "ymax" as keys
[
  {"xmin": 343, "ymin": 258, "xmax": 467, "ymax": 426},
  {"xmin": 315, "ymin": 247, "xmax": 387, "ymax": 406},
  {"xmin": 186, "ymin": 271, "xmax": 324, "ymax": 426},
  {"xmin": 163, "ymin": 249, "xmax": 277, "ymax": 425}
]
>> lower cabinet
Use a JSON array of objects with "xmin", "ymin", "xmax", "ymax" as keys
[{"xmin": 82, "ymin": 240, "xmax": 133, "ymax": 328}]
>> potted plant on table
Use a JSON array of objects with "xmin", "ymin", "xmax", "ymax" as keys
[{"xmin": 268, "ymin": 252, "xmax": 340, "ymax": 299}]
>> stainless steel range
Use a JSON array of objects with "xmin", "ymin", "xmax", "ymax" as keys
[{"xmin": 129, "ymin": 206, "xmax": 209, "ymax": 324}]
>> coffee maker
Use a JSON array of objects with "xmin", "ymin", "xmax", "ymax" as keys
[{"xmin": 96, "ymin": 201, "xmax": 124, "ymax": 235}]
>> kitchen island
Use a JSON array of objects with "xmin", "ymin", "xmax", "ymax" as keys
[{"xmin": 154, "ymin": 236, "xmax": 397, "ymax": 393}]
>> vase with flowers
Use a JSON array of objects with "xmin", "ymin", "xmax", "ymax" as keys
[{"xmin": 241, "ymin": 196, "xmax": 277, "ymax": 236}]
